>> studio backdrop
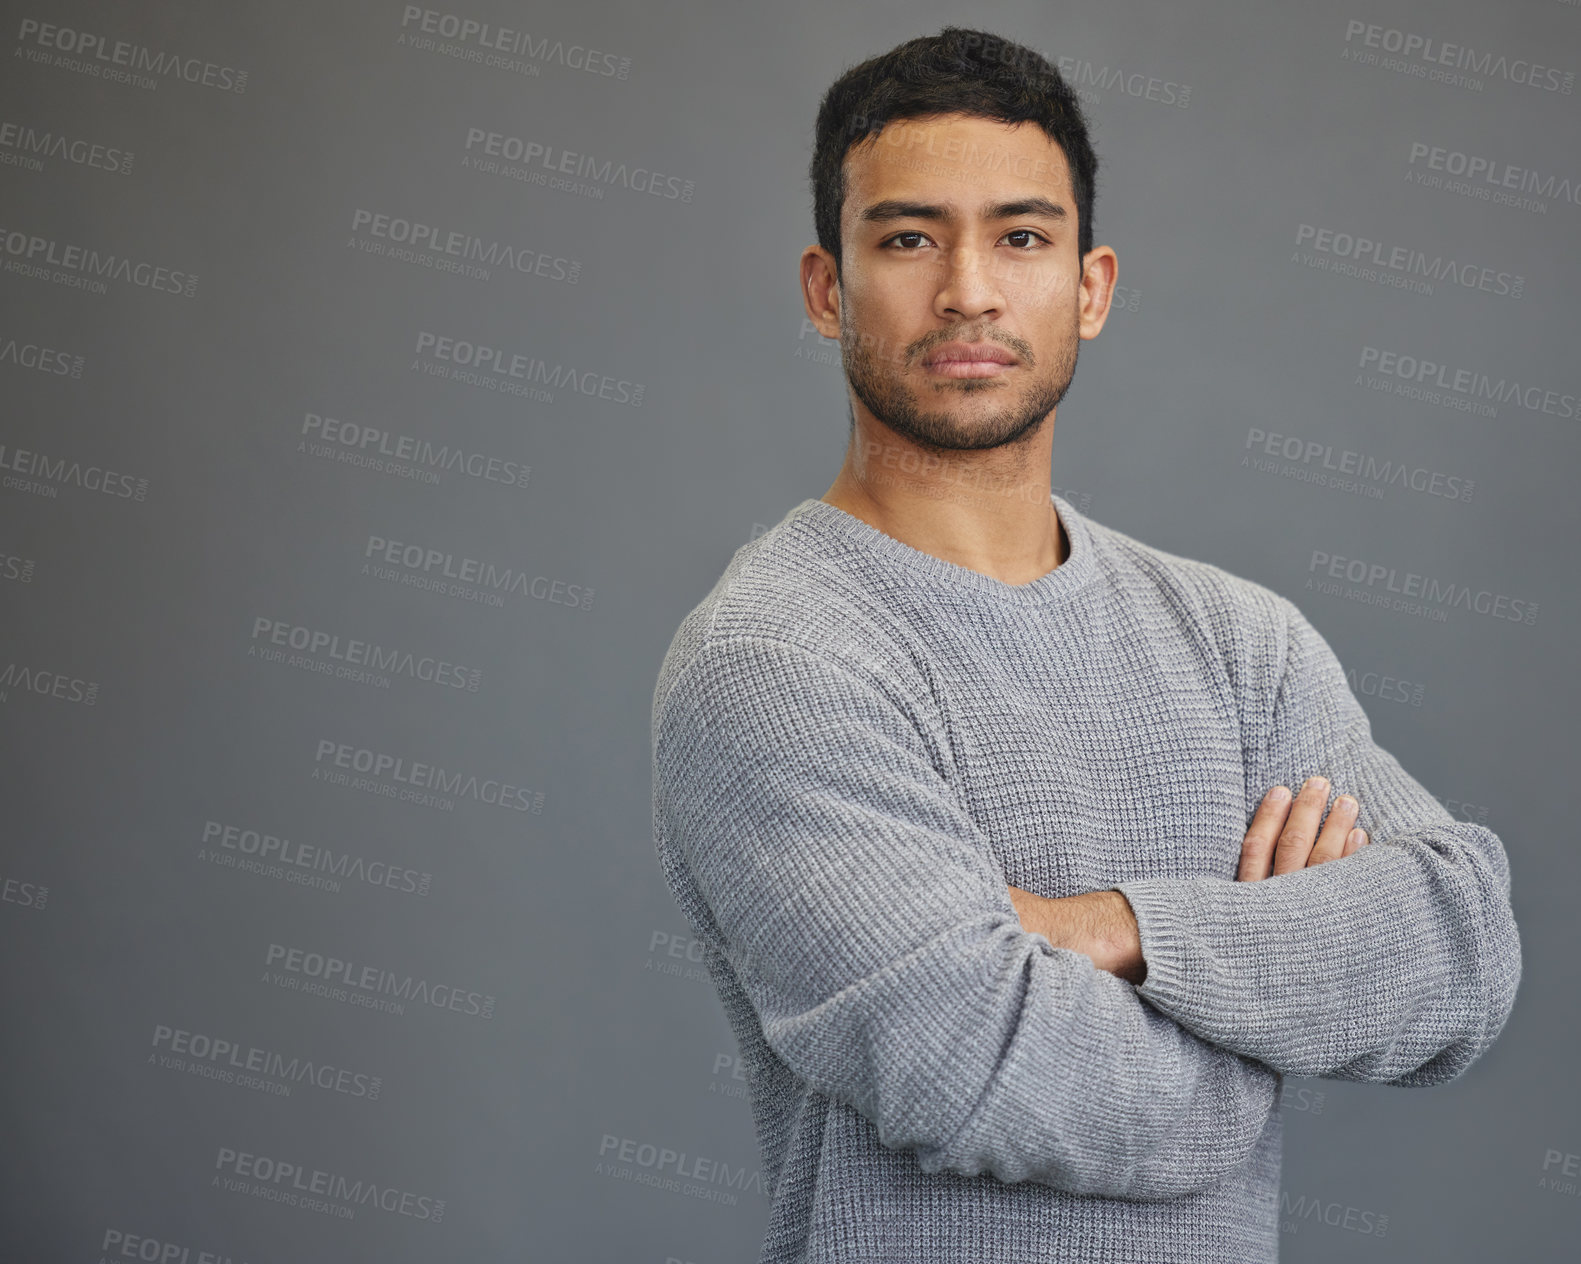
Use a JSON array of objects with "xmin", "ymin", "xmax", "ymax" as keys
[{"xmin": 1, "ymin": 1, "xmax": 1577, "ymax": 1260}]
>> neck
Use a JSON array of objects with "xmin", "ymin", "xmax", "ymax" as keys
[{"xmin": 821, "ymin": 417, "xmax": 1066, "ymax": 586}]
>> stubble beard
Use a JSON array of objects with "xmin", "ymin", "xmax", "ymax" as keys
[{"xmin": 840, "ymin": 303, "xmax": 1081, "ymax": 455}]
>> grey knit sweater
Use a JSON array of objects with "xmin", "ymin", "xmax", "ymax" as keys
[{"xmin": 650, "ymin": 492, "xmax": 1521, "ymax": 1264}]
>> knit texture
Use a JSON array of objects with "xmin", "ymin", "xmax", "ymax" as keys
[{"xmin": 650, "ymin": 493, "xmax": 1521, "ymax": 1264}]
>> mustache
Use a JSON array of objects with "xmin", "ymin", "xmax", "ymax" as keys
[
  {"xmin": 913, "ymin": 329, "xmax": 1035, "ymax": 366},
  {"xmin": 839, "ymin": 324, "xmax": 1040, "ymax": 368}
]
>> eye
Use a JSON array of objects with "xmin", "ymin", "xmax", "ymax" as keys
[
  {"xmin": 1003, "ymin": 229, "xmax": 1049, "ymax": 249},
  {"xmin": 883, "ymin": 231, "xmax": 932, "ymax": 251}
]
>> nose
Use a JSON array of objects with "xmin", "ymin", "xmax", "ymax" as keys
[{"xmin": 934, "ymin": 244, "xmax": 1006, "ymax": 324}]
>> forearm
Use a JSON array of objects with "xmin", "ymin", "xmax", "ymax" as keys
[
  {"xmin": 1116, "ymin": 818, "xmax": 1521, "ymax": 1083},
  {"xmin": 759, "ymin": 908, "xmax": 1281, "ymax": 1201},
  {"xmin": 1009, "ymin": 886, "xmax": 1147, "ymax": 985}
]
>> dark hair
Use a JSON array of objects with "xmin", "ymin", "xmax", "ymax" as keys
[{"xmin": 809, "ymin": 27, "xmax": 1098, "ymax": 275}]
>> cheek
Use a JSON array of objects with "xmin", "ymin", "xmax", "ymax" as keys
[
  {"xmin": 843, "ymin": 304, "xmax": 918, "ymax": 365},
  {"xmin": 1003, "ymin": 288, "xmax": 1070, "ymax": 340}
]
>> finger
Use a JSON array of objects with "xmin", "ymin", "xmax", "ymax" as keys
[
  {"xmin": 1238, "ymin": 785, "xmax": 1293, "ymax": 882},
  {"xmin": 1308, "ymin": 794, "xmax": 1359, "ymax": 865},
  {"xmin": 1342, "ymin": 827, "xmax": 1368, "ymax": 858},
  {"xmin": 1271, "ymin": 776, "xmax": 1330, "ymax": 875}
]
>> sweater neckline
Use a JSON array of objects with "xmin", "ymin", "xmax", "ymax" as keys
[{"xmin": 786, "ymin": 491, "xmax": 1098, "ymax": 607}]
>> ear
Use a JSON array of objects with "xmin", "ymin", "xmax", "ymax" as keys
[
  {"xmin": 1077, "ymin": 246, "xmax": 1118, "ymax": 340},
  {"xmin": 801, "ymin": 245, "xmax": 842, "ymax": 339}
]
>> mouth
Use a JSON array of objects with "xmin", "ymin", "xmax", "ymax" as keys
[{"xmin": 921, "ymin": 341, "xmax": 1019, "ymax": 379}]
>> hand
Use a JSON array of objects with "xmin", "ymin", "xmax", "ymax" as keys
[{"xmin": 1238, "ymin": 777, "xmax": 1369, "ymax": 882}]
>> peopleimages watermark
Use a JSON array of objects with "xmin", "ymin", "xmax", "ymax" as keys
[
  {"xmin": 1305, "ymin": 550, "xmax": 1537, "ymax": 626},
  {"xmin": 149, "ymin": 1022, "xmax": 383, "ymax": 1101},
  {"xmin": 1055, "ymin": 54, "xmax": 1191, "ymax": 108},
  {"xmin": 13, "ymin": 18, "xmax": 249, "ymax": 92},
  {"xmin": 0, "ymin": 224, "xmax": 197, "ymax": 298},
  {"xmin": 411, "ymin": 330, "xmax": 643, "ymax": 407},
  {"xmin": 199, "ymin": 817, "xmax": 433, "ymax": 899},
  {"xmin": 397, "ymin": 6, "xmax": 630, "ymax": 79},
  {"xmin": 98, "ymin": 1228, "xmax": 252, "ymax": 1264},
  {"xmin": 300, "ymin": 410, "xmax": 532, "ymax": 491},
  {"xmin": 1279, "ymin": 1189, "xmax": 1388, "ymax": 1238},
  {"xmin": 460, "ymin": 127, "xmax": 694, "ymax": 202},
  {"xmin": 1278, "ymin": 1082, "xmax": 1327, "ymax": 1114},
  {"xmin": 1357, "ymin": 346, "xmax": 1577, "ymax": 420},
  {"xmin": 1346, "ymin": 663, "xmax": 1424, "ymax": 709},
  {"xmin": 596, "ymin": 1133, "xmax": 770, "ymax": 1206},
  {"xmin": 845, "ymin": 110, "xmax": 1145, "ymax": 210},
  {"xmin": 856, "ymin": 112, "xmax": 1086, "ymax": 182},
  {"xmin": 0, "ymin": 548, "xmax": 35, "ymax": 584},
  {"xmin": 213, "ymin": 1146, "xmax": 443, "ymax": 1223},
  {"xmin": 1292, "ymin": 223, "xmax": 1523, "ymax": 299},
  {"xmin": 263, "ymin": 941, "xmax": 496, "ymax": 1021},
  {"xmin": 1431, "ymin": 790, "xmax": 1491, "ymax": 828},
  {"xmin": 0, "ymin": 440, "xmax": 149, "ymax": 502},
  {"xmin": 1406, "ymin": 141, "xmax": 1581, "ymax": 216},
  {"xmin": 348, "ymin": 208, "xmax": 580, "ymax": 285},
  {"xmin": 0, "ymin": 548, "xmax": 35, "ymax": 583},
  {"xmin": 1, "ymin": 874, "xmax": 48, "ymax": 911},
  {"xmin": 362, "ymin": 531, "xmax": 594, "ymax": 614},
  {"xmin": 1539, "ymin": 1147, "xmax": 1580, "ymax": 1200},
  {"xmin": 645, "ymin": 929, "xmax": 713, "ymax": 984},
  {"xmin": 1240, "ymin": 427, "xmax": 1473, "ymax": 505},
  {"xmin": 250, "ymin": 613, "xmax": 484, "ymax": 693},
  {"xmin": 853, "ymin": 437, "xmax": 1090, "ymax": 512},
  {"xmin": 0, "ymin": 660, "xmax": 99, "ymax": 707},
  {"xmin": 311, "ymin": 736, "xmax": 544, "ymax": 814},
  {"xmin": 0, "ymin": 331, "xmax": 83, "ymax": 378},
  {"xmin": 1341, "ymin": 19, "xmax": 1574, "ymax": 96},
  {"xmin": 710, "ymin": 1052, "xmax": 749, "ymax": 1100},
  {"xmin": 0, "ymin": 119, "xmax": 132, "ymax": 175}
]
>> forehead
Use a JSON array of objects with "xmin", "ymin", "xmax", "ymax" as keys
[{"xmin": 841, "ymin": 113, "xmax": 1073, "ymax": 226}]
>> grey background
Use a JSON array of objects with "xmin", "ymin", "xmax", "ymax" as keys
[{"xmin": 1, "ymin": 1, "xmax": 1577, "ymax": 1260}]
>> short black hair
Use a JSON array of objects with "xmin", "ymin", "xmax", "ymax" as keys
[{"xmin": 809, "ymin": 27, "xmax": 1098, "ymax": 274}]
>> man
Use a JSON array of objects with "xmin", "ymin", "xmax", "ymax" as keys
[{"xmin": 650, "ymin": 26, "xmax": 1521, "ymax": 1264}]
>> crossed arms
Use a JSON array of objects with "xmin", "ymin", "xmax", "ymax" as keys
[
  {"xmin": 1010, "ymin": 775, "xmax": 1376, "ymax": 989},
  {"xmin": 650, "ymin": 599, "xmax": 1521, "ymax": 1201}
]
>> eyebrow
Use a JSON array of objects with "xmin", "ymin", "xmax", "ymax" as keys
[{"xmin": 857, "ymin": 197, "xmax": 1068, "ymax": 226}]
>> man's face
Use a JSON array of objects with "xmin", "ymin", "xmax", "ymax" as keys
[{"xmin": 833, "ymin": 114, "xmax": 1090, "ymax": 453}]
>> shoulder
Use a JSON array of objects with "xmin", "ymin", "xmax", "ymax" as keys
[
  {"xmin": 1081, "ymin": 512, "xmax": 1300, "ymax": 690},
  {"xmin": 651, "ymin": 510, "xmax": 928, "ymax": 731}
]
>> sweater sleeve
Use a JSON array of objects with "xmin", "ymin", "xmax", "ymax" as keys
[
  {"xmin": 653, "ymin": 632, "xmax": 1280, "ymax": 1202},
  {"xmin": 1115, "ymin": 597, "xmax": 1523, "ymax": 1086}
]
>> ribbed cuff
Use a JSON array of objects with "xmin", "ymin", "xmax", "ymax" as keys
[{"xmin": 1112, "ymin": 878, "xmax": 1201, "ymax": 1010}]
